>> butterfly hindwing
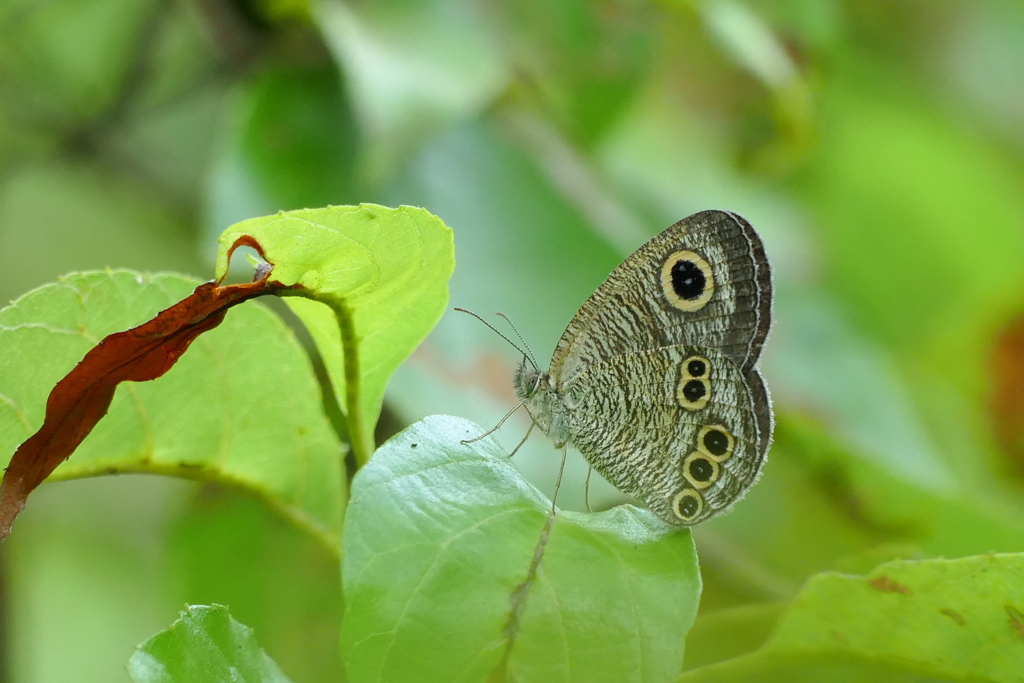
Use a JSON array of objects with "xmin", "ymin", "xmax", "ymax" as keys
[{"xmin": 562, "ymin": 346, "xmax": 768, "ymax": 525}]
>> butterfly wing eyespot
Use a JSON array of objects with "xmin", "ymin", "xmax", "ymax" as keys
[
  {"xmin": 698, "ymin": 424, "xmax": 735, "ymax": 462},
  {"xmin": 682, "ymin": 452, "xmax": 720, "ymax": 489},
  {"xmin": 684, "ymin": 356, "xmax": 709, "ymax": 378},
  {"xmin": 672, "ymin": 489, "xmax": 704, "ymax": 522},
  {"xmin": 677, "ymin": 376, "xmax": 710, "ymax": 410},
  {"xmin": 661, "ymin": 250, "xmax": 715, "ymax": 312},
  {"xmin": 677, "ymin": 354, "xmax": 712, "ymax": 410}
]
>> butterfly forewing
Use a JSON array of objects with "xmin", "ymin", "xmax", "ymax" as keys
[{"xmin": 550, "ymin": 210, "xmax": 771, "ymax": 385}]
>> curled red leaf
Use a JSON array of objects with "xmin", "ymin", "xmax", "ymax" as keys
[{"xmin": 0, "ymin": 266, "xmax": 285, "ymax": 541}]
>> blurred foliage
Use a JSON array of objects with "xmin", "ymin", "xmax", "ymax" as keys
[{"xmin": 2, "ymin": 0, "xmax": 1024, "ymax": 681}]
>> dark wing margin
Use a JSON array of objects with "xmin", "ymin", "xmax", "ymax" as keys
[{"xmin": 724, "ymin": 210, "xmax": 773, "ymax": 372}]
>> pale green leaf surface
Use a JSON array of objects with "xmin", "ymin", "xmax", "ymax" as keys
[
  {"xmin": 680, "ymin": 554, "xmax": 1024, "ymax": 682},
  {"xmin": 126, "ymin": 604, "xmax": 293, "ymax": 683},
  {"xmin": 0, "ymin": 271, "xmax": 344, "ymax": 550},
  {"xmin": 215, "ymin": 204, "xmax": 455, "ymax": 464},
  {"xmin": 341, "ymin": 414, "xmax": 700, "ymax": 683}
]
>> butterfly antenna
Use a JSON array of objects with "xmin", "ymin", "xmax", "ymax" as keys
[
  {"xmin": 454, "ymin": 308, "xmax": 535, "ymax": 367},
  {"xmin": 496, "ymin": 312, "xmax": 539, "ymax": 371}
]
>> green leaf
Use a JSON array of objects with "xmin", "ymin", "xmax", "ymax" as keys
[
  {"xmin": 0, "ymin": 161, "xmax": 199, "ymax": 305},
  {"xmin": 127, "ymin": 604, "xmax": 293, "ymax": 683},
  {"xmin": 680, "ymin": 554, "xmax": 1024, "ymax": 682},
  {"xmin": 0, "ymin": 271, "xmax": 344, "ymax": 551},
  {"xmin": 314, "ymin": 0, "xmax": 508, "ymax": 176},
  {"xmin": 0, "ymin": 0, "xmax": 157, "ymax": 121},
  {"xmin": 205, "ymin": 66, "xmax": 361, "ymax": 235},
  {"xmin": 341, "ymin": 415, "xmax": 700, "ymax": 683},
  {"xmin": 501, "ymin": 0, "xmax": 658, "ymax": 145},
  {"xmin": 167, "ymin": 488, "xmax": 344, "ymax": 683},
  {"xmin": 801, "ymin": 59, "xmax": 1024, "ymax": 362},
  {"xmin": 215, "ymin": 204, "xmax": 455, "ymax": 465}
]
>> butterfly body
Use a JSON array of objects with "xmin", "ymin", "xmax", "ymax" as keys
[{"xmin": 514, "ymin": 210, "xmax": 773, "ymax": 526}]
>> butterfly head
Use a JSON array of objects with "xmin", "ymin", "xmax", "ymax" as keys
[
  {"xmin": 513, "ymin": 358, "xmax": 544, "ymax": 401},
  {"xmin": 514, "ymin": 359, "xmax": 568, "ymax": 440}
]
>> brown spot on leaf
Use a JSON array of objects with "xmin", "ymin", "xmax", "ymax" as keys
[
  {"xmin": 868, "ymin": 575, "xmax": 912, "ymax": 595},
  {"xmin": 1007, "ymin": 605, "xmax": 1024, "ymax": 639},
  {"xmin": 827, "ymin": 629, "xmax": 849, "ymax": 646},
  {"xmin": 939, "ymin": 608, "xmax": 966, "ymax": 626},
  {"xmin": 990, "ymin": 316, "xmax": 1024, "ymax": 479},
  {"xmin": 0, "ymin": 242, "xmax": 288, "ymax": 541}
]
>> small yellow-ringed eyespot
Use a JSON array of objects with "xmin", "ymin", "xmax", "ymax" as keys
[
  {"xmin": 677, "ymin": 376, "xmax": 710, "ymax": 411},
  {"xmin": 697, "ymin": 424, "xmax": 735, "ymax": 462},
  {"xmin": 683, "ymin": 355, "xmax": 710, "ymax": 379},
  {"xmin": 682, "ymin": 451, "xmax": 720, "ymax": 489},
  {"xmin": 672, "ymin": 489, "xmax": 704, "ymax": 522},
  {"xmin": 661, "ymin": 250, "xmax": 715, "ymax": 312}
]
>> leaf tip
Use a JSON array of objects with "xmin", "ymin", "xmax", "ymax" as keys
[{"xmin": 0, "ymin": 476, "xmax": 27, "ymax": 542}]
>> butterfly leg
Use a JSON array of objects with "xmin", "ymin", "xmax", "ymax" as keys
[
  {"xmin": 584, "ymin": 466, "xmax": 593, "ymax": 513},
  {"xmin": 461, "ymin": 401, "xmax": 524, "ymax": 444},
  {"xmin": 507, "ymin": 421, "xmax": 535, "ymax": 458},
  {"xmin": 550, "ymin": 443, "xmax": 568, "ymax": 516}
]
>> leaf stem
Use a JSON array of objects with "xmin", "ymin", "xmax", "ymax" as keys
[{"xmin": 330, "ymin": 298, "xmax": 371, "ymax": 466}]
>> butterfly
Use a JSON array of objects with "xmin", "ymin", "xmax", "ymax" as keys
[{"xmin": 513, "ymin": 210, "xmax": 773, "ymax": 525}]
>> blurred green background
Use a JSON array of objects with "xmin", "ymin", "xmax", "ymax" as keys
[{"xmin": 2, "ymin": 0, "xmax": 1024, "ymax": 681}]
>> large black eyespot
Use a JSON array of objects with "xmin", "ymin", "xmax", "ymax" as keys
[
  {"xmin": 688, "ymin": 457, "xmax": 715, "ymax": 482},
  {"xmin": 671, "ymin": 260, "xmax": 705, "ymax": 300},
  {"xmin": 683, "ymin": 380, "xmax": 706, "ymax": 402},
  {"xmin": 703, "ymin": 429, "xmax": 729, "ymax": 456},
  {"xmin": 687, "ymin": 359, "xmax": 707, "ymax": 377},
  {"xmin": 661, "ymin": 250, "xmax": 715, "ymax": 312}
]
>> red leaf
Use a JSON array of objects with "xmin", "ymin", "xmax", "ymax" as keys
[{"xmin": 0, "ymin": 263, "xmax": 286, "ymax": 541}]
